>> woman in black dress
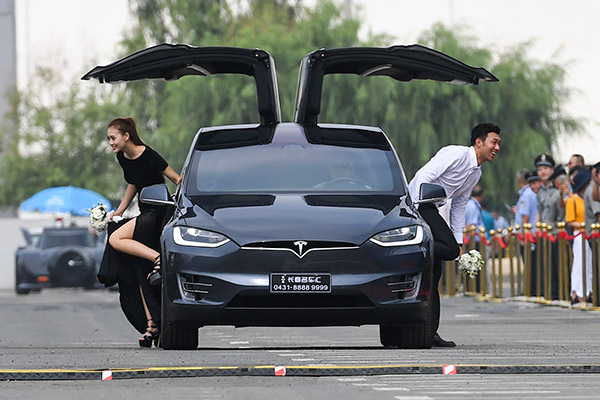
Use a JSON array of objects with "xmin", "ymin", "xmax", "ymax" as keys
[{"xmin": 106, "ymin": 117, "xmax": 181, "ymax": 347}]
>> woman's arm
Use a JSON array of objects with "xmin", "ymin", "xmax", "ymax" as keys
[
  {"xmin": 163, "ymin": 165, "xmax": 182, "ymax": 185},
  {"xmin": 113, "ymin": 184, "xmax": 137, "ymax": 217}
]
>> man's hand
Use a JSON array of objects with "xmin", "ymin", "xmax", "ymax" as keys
[{"xmin": 457, "ymin": 245, "xmax": 465, "ymax": 259}]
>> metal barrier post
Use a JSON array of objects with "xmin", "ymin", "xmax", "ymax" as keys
[
  {"xmin": 468, "ymin": 226, "xmax": 476, "ymax": 294},
  {"xmin": 495, "ymin": 230, "xmax": 503, "ymax": 299},
  {"xmin": 514, "ymin": 225, "xmax": 523, "ymax": 296},
  {"xmin": 524, "ymin": 223, "xmax": 532, "ymax": 298},
  {"xmin": 508, "ymin": 227, "xmax": 515, "ymax": 298},
  {"xmin": 581, "ymin": 222, "xmax": 587, "ymax": 307},
  {"xmin": 489, "ymin": 229, "xmax": 497, "ymax": 299},
  {"xmin": 547, "ymin": 224, "xmax": 554, "ymax": 302},
  {"xmin": 557, "ymin": 222, "xmax": 566, "ymax": 303},
  {"xmin": 535, "ymin": 222, "xmax": 543, "ymax": 301},
  {"xmin": 592, "ymin": 224, "xmax": 599, "ymax": 309},
  {"xmin": 479, "ymin": 226, "xmax": 487, "ymax": 297}
]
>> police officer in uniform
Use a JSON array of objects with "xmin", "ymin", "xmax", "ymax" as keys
[{"xmin": 535, "ymin": 154, "xmax": 560, "ymax": 299}]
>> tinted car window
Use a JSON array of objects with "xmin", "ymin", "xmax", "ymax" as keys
[
  {"xmin": 188, "ymin": 142, "xmax": 403, "ymax": 194},
  {"xmin": 39, "ymin": 231, "xmax": 94, "ymax": 249}
]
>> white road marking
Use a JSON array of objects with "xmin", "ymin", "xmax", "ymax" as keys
[
  {"xmin": 394, "ymin": 396, "xmax": 433, "ymax": 400},
  {"xmin": 337, "ymin": 378, "xmax": 367, "ymax": 382}
]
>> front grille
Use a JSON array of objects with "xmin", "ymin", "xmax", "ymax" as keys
[
  {"xmin": 226, "ymin": 293, "xmax": 374, "ymax": 308},
  {"xmin": 241, "ymin": 240, "xmax": 358, "ymax": 258}
]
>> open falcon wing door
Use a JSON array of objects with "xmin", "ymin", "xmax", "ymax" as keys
[
  {"xmin": 82, "ymin": 43, "xmax": 281, "ymax": 125},
  {"xmin": 293, "ymin": 45, "xmax": 498, "ymax": 125}
]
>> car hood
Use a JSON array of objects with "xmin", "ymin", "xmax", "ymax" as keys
[{"xmin": 178, "ymin": 194, "xmax": 416, "ymax": 246}]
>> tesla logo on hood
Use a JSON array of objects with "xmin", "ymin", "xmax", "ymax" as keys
[{"xmin": 293, "ymin": 241, "xmax": 308, "ymax": 257}]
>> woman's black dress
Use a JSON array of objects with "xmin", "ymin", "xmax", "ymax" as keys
[{"xmin": 100, "ymin": 146, "xmax": 171, "ymax": 334}]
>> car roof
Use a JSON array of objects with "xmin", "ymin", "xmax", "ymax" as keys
[
  {"xmin": 81, "ymin": 43, "xmax": 281, "ymax": 125},
  {"xmin": 293, "ymin": 45, "xmax": 498, "ymax": 124},
  {"xmin": 193, "ymin": 122, "xmax": 393, "ymax": 151}
]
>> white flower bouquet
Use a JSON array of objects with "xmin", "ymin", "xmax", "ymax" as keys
[
  {"xmin": 88, "ymin": 203, "xmax": 109, "ymax": 232},
  {"xmin": 458, "ymin": 249, "xmax": 484, "ymax": 279}
]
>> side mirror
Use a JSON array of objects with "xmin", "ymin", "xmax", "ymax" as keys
[
  {"xmin": 140, "ymin": 184, "xmax": 176, "ymax": 206},
  {"xmin": 415, "ymin": 183, "xmax": 446, "ymax": 204}
]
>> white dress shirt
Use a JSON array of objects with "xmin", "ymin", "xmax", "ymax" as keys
[{"xmin": 408, "ymin": 145, "xmax": 481, "ymax": 244}]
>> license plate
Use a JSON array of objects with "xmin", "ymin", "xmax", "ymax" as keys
[{"xmin": 270, "ymin": 273, "xmax": 331, "ymax": 293}]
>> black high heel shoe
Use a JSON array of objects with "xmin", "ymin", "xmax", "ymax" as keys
[
  {"xmin": 139, "ymin": 319, "xmax": 159, "ymax": 348},
  {"xmin": 148, "ymin": 256, "xmax": 161, "ymax": 286}
]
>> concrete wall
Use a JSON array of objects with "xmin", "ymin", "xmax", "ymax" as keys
[{"xmin": 0, "ymin": 0, "xmax": 16, "ymax": 133}]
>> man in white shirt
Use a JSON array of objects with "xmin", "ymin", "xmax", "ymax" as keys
[{"xmin": 408, "ymin": 123, "xmax": 501, "ymax": 347}]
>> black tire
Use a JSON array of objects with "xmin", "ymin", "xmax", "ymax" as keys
[
  {"xmin": 15, "ymin": 258, "xmax": 31, "ymax": 295},
  {"xmin": 15, "ymin": 287, "xmax": 31, "ymax": 295},
  {"xmin": 379, "ymin": 301, "xmax": 433, "ymax": 349},
  {"xmin": 160, "ymin": 277, "xmax": 198, "ymax": 350}
]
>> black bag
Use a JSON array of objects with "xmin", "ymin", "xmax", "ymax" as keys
[{"xmin": 97, "ymin": 219, "xmax": 130, "ymax": 287}]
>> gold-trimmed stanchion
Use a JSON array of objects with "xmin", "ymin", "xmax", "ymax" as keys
[
  {"xmin": 508, "ymin": 226, "xmax": 516, "ymax": 298},
  {"xmin": 467, "ymin": 225, "xmax": 477, "ymax": 295},
  {"xmin": 547, "ymin": 224, "xmax": 554, "ymax": 303},
  {"xmin": 489, "ymin": 229, "xmax": 497, "ymax": 299},
  {"xmin": 514, "ymin": 225, "xmax": 523, "ymax": 296},
  {"xmin": 592, "ymin": 223, "xmax": 599, "ymax": 309},
  {"xmin": 581, "ymin": 222, "xmax": 588, "ymax": 308},
  {"xmin": 479, "ymin": 226, "xmax": 488, "ymax": 297},
  {"xmin": 524, "ymin": 223, "xmax": 532, "ymax": 298},
  {"xmin": 495, "ymin": 229, "xmax": 503, "ymax": 299},
  {"xmin": 557, "ymin": 222, "xmax": 567, "ymax": 303},
  {"xmin": 536, "ymin": 222, "xmax": 542, "ymax": 300}
]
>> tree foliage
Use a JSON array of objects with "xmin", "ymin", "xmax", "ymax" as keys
[{"xmin": 0, "ymin": 0, "xmax": 580, "ymax": 212}]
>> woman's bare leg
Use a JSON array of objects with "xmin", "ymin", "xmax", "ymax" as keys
[
  {"xmin": 138, "ymin": 286, "xmax": 158, "ymax": 344},
  {"xmin": 109, "ymin": 218, "xmax": 159, "ymax": 262}
]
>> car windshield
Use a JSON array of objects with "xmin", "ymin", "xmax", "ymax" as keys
[
  {"xmin": 39, "ymin": 230, "xmax": 94, "ymax": 249},
  {"xmin": 188, "ymin": 142, "xmax": 404, "ymax": 194}
]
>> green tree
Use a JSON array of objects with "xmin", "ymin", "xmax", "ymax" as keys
[
  {"xmin": 0, "ymin": 68, "xmax": 128, "ymax": 206},
  {"xmin": 0, "ymin": 1, "xmax": 580, "ymax": 213},
  {"xmin": 319, "ymin": 24, "xmax": 580, "ymax": 208}
]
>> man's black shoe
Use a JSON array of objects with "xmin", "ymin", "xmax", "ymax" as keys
[{"xmin": 433, "ymin": 333, "xmax": 456, "ymax": 347}]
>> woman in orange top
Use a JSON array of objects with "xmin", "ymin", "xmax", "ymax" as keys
[{"xmin": 565, "ymin": 170, "xmax": 592, "ymax": 304}]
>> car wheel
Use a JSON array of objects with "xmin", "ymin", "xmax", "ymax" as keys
[
  {"xmin": 15, "ymin": 287, "xmax": 31, "ymax": 295},
  {"xmin": 379, "ymin": 301, "xmax": 433, "ymax": 349},
  {"xmin": 160, "ymin": 276, "xmax": 198, "ymax": 350},
  {"xmin": 15, "ymin": 259, "xmax": 31, "ymax": 295}
]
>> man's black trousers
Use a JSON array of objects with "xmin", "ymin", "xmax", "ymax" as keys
[{"xmin": 418, "ymin": 203, "xmax": 460, "ymax": 334}]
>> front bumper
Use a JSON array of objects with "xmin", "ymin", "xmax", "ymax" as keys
[{"xmin": 162, "ymin": 237, "xmax": 433, "ymax": 328}]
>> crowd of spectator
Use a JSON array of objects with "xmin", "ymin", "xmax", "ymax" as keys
[{"xmin": 465, "ymin": 153, "xmax": 600, "ymax": 304}]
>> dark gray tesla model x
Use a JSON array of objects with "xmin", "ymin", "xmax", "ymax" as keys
[{"xmin": 83, "ymin": 44, "xmax": 497, "ymax": 349}]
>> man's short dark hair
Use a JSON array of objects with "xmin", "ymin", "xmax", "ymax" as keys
[
  {"xmin": 471, "ymin": 185, "xmax": 484, "ymax": 198},
  {"xmin": 571, "ymin": 154, "xmax": 585, "ymax": 166},
  {"xmin": 470, "ymin": 123, "xmax": 501, "ymax": 146}
]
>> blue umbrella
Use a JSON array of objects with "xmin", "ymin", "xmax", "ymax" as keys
[{"xmin": 19, "ymin": 186, "xmax": 112, "ymax": 216}]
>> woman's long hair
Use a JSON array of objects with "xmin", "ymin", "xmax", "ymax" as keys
[{"xmin": 107, "ymin": 117, "xmax": 145, "ymax": 145}]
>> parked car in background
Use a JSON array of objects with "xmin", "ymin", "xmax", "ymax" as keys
[
  {"xmin": 84, "ymin": 43, "xmax": 497, "ymax": 349},
  {"xmin": 15, "ymin": 225, "xmax": 104, "ymax": 294}
]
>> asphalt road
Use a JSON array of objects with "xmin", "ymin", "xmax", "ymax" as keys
[{"xmin": 0, "ymin": 289, "xmax": 599, "ymax": 399}]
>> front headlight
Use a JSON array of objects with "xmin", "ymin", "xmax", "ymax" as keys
[
  {"xmin": 369, "ymin": 225, "xmax": 423, "ymax": 247},
  {"xmin": 173, "ymin": 226, "xmax": 230, "ymax": 248}
]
